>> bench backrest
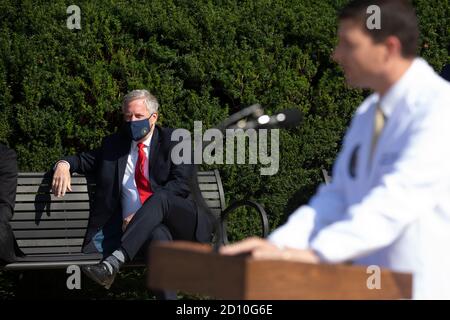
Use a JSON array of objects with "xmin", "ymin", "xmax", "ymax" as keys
[{"xmin": 12, "ymin": 170, "xmax": 226, "ymax": 256}]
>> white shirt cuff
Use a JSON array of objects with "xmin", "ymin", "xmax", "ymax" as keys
[{"xmin": 53, "ymin": 160, "xmax": 70, "ymax": 171}]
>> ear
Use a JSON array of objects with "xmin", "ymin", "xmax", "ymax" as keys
[
  {"xmin": 151, "ymin": 112, "xmax": 158, "ymax": 123},
  {"xmin": 384, "ymin": 36, "xmax": 403, "ymax": 59}
]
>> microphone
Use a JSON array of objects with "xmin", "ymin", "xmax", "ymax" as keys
[
  {"xmin": 216, "ymin": 104, "xmax": 264, "ymax": 133},
  {"xmin": 228, "ymin": 109, "xmax": 302, "ymax": 130}
]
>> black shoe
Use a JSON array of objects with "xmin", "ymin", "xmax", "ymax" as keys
[{"xmin": 82, "ymin": 262, "xmax": 117, "ymax": 289}]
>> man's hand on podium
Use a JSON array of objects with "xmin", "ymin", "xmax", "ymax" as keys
[{"xmin": 220, "ymin": 237, "xmax": 320, "ymax": 264}]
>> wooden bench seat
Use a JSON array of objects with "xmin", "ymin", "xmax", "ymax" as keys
[{"xmin": 3, "ymin": 170, "xmax": 268, "ymax": 270}]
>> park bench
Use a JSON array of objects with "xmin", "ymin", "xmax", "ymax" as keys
[{"xmin": 3, "ymin": 170, "xmax": 269, "ymax": 270}]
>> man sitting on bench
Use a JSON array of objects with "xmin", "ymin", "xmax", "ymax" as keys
[{"xmin": 52, "ymin": 90, "xmax": 213, "ymax": 292}]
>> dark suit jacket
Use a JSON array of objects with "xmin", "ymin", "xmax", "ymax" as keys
[
  {"xmin": 60, "ymin": 125, "xmax": 213, "ymax": 253},
  {"xmin": 0, "ymin": 144, "xmax": 19, "ymax": 264}
]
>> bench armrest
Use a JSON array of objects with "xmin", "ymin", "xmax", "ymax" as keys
[{"xmin": 220, "ymin": 199, "xmax": 269, "ymax": 245}]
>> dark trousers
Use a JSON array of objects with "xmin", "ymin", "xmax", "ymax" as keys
[
  {"xmin": 140, "ymin": 224, "xmax": 177, "ymax": 300},
  {"xmin": 121, "ymin": 190, "xmax": 198, "ymax": 261},
  {"xmin": 121, "ymin": 191, "xmax": 198, "ymax": 301}
]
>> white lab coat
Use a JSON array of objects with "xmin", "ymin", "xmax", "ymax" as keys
[{"xmin": 269, "ymin": 58, "xmax": 450, "ymax": 299}]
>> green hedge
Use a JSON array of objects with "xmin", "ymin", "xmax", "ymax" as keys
[{"xmin": 0, "ymin": 0, "xmax": 448, "ymax": 295}]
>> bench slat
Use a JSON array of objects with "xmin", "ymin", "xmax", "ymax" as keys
[
  {"xmin": 197, "ymin": 176, "xmax": 217, "ymax": 183},
  {"xmin": 13, "ymin": 253, "xmax": 102, "ymax": 262},
  {"xmin": 15, "ymin": 193, "xmax": 90, "ymax": 202},
  {"xmin": 198, "ymin": 184, "xmax": 219, "ymax": 191},
  {"xmin": 205, "ymin": 200, "xmax": 221, "ymax": 208},
  {"xmin": 201, "ymin": 191, "xmax": 220, "ymax": 199},
  {"xmin": 11, "ymin": 220, "xmax": 88, "ymax": 230},
  {"xmin": 11, "ymin": 211, "xmax": 89, "ymax": 221},
  {"xmin": 14, "ymin": 229, "xmax": 87, "ymax": 239},
  {"xmin": 17, "ymin": 238, "xmax": 84, "ymax": 247},
  {"xmin": 20, "ymin": 247, "xmax": 83, "ymax": 255},
  {"xmin": 197, "ymin": 171, "xmax": 215, "ymax": 175},
  {"xmin": 17, "ymin": 177, "xmax": 88, "ymax": 185},
  {"xmin": 18, "ymin": 173, "xmax": 85, "ymax": 177},
  {"xmin": 18, "ymin": 172, "xmax": 54, "ymax": 177},
  {"xmin": 14, "ymin": 202, "xmax": 90, "ymax": 211},
  {"xmin": 16, "ymin": 185, "xmax": 89, "ymax": 193}
]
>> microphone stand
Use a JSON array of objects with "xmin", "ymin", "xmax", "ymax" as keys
[
  {"xmin": 188, "ymin": 105, "xmax": 301, "ymax": 252},
  {"xmin": 188, "ymin": 104, "xmax": 266, "ymax": 252}
]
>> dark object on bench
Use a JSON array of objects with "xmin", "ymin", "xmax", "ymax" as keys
[{"xmin": 2, "ymin": 170, "xmax": 268, "ymax": 270}]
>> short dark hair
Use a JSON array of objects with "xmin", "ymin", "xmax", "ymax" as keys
[{"xmin": 339, "ymin": 0, "xmax": 419, "ymax": 58}]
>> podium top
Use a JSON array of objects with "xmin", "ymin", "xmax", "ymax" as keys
[{"xmin": 148, "ymin": 241, "xmax": 412, "ymax": 300}]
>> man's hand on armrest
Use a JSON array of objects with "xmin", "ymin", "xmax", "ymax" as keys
[{"xmin": 52, "ymin": 161, "xmax": 72, "ymax": 197}]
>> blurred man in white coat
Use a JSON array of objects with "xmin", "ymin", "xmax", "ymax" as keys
[{"xmin": 221, "ymin": 0, "xmax": 450, "ymax": 299}]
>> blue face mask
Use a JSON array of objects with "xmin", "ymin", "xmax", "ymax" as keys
[{"xmin": 126, "ymin": 117, "xmax": 152, "ymax": 141}]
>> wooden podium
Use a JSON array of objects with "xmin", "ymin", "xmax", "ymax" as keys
[{"xmin": 147, "ymin": 241, "xmax": 412, "ymax": 300}]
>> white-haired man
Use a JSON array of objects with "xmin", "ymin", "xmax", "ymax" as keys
[{"xmin": 52, "ymin": 90, "xmax": 213, "ymax": 297}]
